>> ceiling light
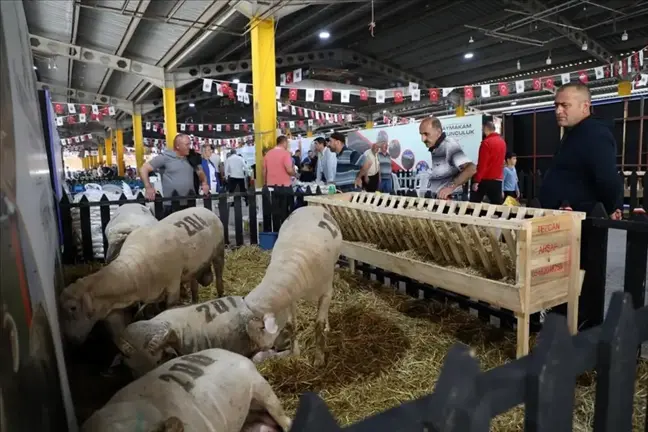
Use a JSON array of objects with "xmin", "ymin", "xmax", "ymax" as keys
[
  {"xmin": 189, "ymin": 103, "xmax": 195, "ymax": 107},
  {"xmin": 464, "ymin": 52, "xmax": 474, "ymax": 59},
  {"xmin": 546, "ymin": 53, "xmax": 552, "ymax": 65},
  {"xmin": 241, "ymin": 118, "xmax": 246, "ymax": 122},
  {"xmin": 33, "ymin": 65, "xmax": 37, "ymax": 70},
  {"xmin": 511, "ymin": 101, "xmax": 517, "ymax": 106},
  {"xmin": 517, "ymin": 60, "xmax": 521, "ymax": 70},
  {"xmin": 319, "ymin": 31, "xmax": 330, "ymax": 39},
  {"xmin": 581, "ymin": 41, "xmax": 588, "ymax": 50},
  {"xmin": 232, "ymin": 78, "xmax": 240, "ymax": 84},
  {"xmin": 469, "ymin": 36, "xmax": 474, "ymax": 43},
  {"xmin": 621, "ymin": 31, "xmax": 628, "ymax": 41}
]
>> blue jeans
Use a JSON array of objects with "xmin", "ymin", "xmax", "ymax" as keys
[{"xmin": 379, "ymin": 177, "xmax": 392, "ymax": 193}]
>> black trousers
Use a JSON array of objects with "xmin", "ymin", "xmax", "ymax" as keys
[
  {"xmin": 470, "ymin": 179, "xmax": 503, "ymax": 205},
  {"xmin": 228, "ymin": 177, "xmax": 248, "ymax": 204},
  {"xmin": 364, "ymin": 173, "xmax": 380, "ymax": 192}
]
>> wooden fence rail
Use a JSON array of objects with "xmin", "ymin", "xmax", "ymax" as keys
[{"xmin": 290, "ymin": 291, "xmax": 648, "ymax": 432}]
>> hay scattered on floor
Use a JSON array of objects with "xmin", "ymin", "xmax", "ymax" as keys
[{"xmin": 64, "ymin": 247, "xmax": 648, "ymax": 431}]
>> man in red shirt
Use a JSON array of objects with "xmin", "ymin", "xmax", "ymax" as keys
[
  {"xmin": 263, "ymin": 135, "xmax": 295, "ymax": 187},
  {"xmin": 471, "ymin": 117, "xmax": 507, "ymax": 204}
]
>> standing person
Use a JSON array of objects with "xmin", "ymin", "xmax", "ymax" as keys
[
  {"xmin": 264, "ymin": 135, "xmax": 295, "ymax": 187},
  {"xmin": 314, "ymin": 137, "xmax": 336, "ymax": 184},
  {"xmin": 418, "ymin": 117, "xmax": 476, "ymax": 199},
  {"xmin": 200, "ymin": 144, "xmax": 220, "ymax": 194},
  {"xmin": 362, "ymin": 143, "xmax": 380, "ymax": 192},
  {"xmin": 471, "ymin": 117, "xmax": 507, "ymax": 204},
  {"xmin": 292, "ymin": 149, "xmax": 302, "ymax": 171},
  {"xmin": 538, "ymin": 82, "xmax": 622, "ymax": 218},
  {"xmin": 327, "ymin": 132, "xmax": 367, "ymax": 192},
  {"xmin": 140, "ymin": 134, "xmax": 209, "ymax": 217},
  {"xmin": 209, "ymin": 145, "xmax": 224, "ymax": 184},
  {"xmin": 502, "ymin": 152, "xmax": 520, "ymax": 199},
  {"xmin": 225, "ymin": 149, "xmax": 249, "ymax": 205},
  {"xmin": 377, "ymin": 141, "xmax": 393, "ymax": 193}
]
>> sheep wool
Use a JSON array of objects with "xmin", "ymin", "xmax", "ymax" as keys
[
  {"xmin": 117, "ymin": 296, "xmax": 277, "ymax": 377},
  {"xmin": 104, "ymin": 203, "xmax": 158, "ymax": 263},
  {"xmin": 80, "ymin": 349, "xmax": 292, "ymax": 432}
]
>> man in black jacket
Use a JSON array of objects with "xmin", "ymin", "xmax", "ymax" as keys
[{"xmin": 538, "ymin": 82, "xmax": 622, "ymax": 218}]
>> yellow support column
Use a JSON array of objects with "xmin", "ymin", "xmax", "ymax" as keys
[
  {"xmin": 98, "ymin": 145, "xmax": 104, "ymax": 165},
  {"xmin": 116, "ymin": 128, "xmax": 125, "ymax": 176},
  {"xmin": 456, "ymin": 105, "xmax": 466, "ymax": 117},
  {"xmin": 81, "ymin": 156, "xmax": 86, "ymax": 170},
  {"xmin": 365, "ymin": 120, "xmax": 374, "ymax": 129},
  {"xmin": 306, "ymin": 129, "xmax": 313, "ymax": 138},
  {"xmin": 106, "ymin": 131, "xmax": 114, "ymax": 166},
  {"xmin": 133, "ymin": 107, "xmax": 145, "ymax": 169},
  {"xmin": 163, "ymin": 74, "xmax": 177, "ymax": 149},
  {"xmin": 250, "ymin": 16, "xmax": 277, "ymax": 183}
]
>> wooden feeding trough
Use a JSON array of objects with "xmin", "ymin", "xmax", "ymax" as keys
[{"xmin": 305, "ymin": 192, "xmax": 586, "ymax": 358}]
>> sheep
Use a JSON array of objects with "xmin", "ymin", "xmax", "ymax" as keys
[
  {"xmin": 80, "ymin": 348, "xmax": 292, "ymax": 432},
  {"xmin": 116, "ymin": 296, "xmax": 288, "ymax": 378},
  {"xmin": 243, "ymin": 205, "xmax": 342, "ymax": 366},
  {"xmin": 60, "ymin": 207, "xmax": 225, "ymax": 344},
  {"xmin": 104, "ymin": 203, "xmax": 158, "ymax": 263}
]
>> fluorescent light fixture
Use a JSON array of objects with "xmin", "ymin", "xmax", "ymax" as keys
[
  {"xmin": 232, "ymin": 78, "xmax": 240, "ymax": 84},
  {"xmin": 464, "ymin": 52, "xmax": 474, "ymax": 59},
  {"xmin": 33, "ymin": 66, "xmax": 37, "ymax": 70},
  {"xmin": 241, "ymin": 118, "xmax": 246, "ymax": 122},
  {"xmin": 189, "ymin": 103, "xmax": 195, "ymax": 107},
  {"xmin": 319, "ymin": 31, "xmax": 330, "ymax": 39}
]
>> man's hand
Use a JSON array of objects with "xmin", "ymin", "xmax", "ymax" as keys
[
  {"xmin": 201, "ymin": 183, "xmax": 210, "ymax": 196},
  {"xmin": 437, "ymin": 186, "xmax": 456, "ymax": 200},
  {"xmin": 610, "ymin": 209, "xmax": 622, "ymax": 220},
  {"xmin": 145, "ymin": 186, "xmax": 157, "ymax": 201},
  {"xmin": 354, "ymin": 177, "xmax": 363, "ymax": 188},
  {"xmin": 471, "ymin": 183, "xmax": 479, "ymax": 192}
]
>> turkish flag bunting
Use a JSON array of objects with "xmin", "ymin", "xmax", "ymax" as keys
[
  {"xmin": 90, "ymin": 113, "xmax": 98, "ymax": 121},
  {"xmin": 68, "ymin": 116, "xmax": 75, "ymax": 124},
  {"xmin": 189, "ymin": 124, "xmax": 195, "ymax": 132},
  {"xmin": 280, "ymin": 122, "xmax": 286, "ymax": 129},
  {"xmin": 394, "ymin": 90, "xmax": 404, "ymax": 103},
  {"xmin": 429, "ymin": 88, "xmax": 439, "ymax": 101},
  {"xmin": 633, "ymin": 52, "xmax": 640, "ymax": 71},
  {"xmin": 359, "ymin": 89, "xmax": 368, "ymax": 101},
  {"xmin": 544, "ymin": 77, "xmax": 555, "ymax": 89},
  {"xmin": 227, "ymin": 88, "xmax": 235, "ymax": 100},
  {"xmin": 208, "ymin": 124, "xmax": 213, "ymax": 131},
  {"xmin": 532, "ymin": 78, "xmax": 541, "ymax": 91},
  {"xmin": 464, "ymin": 86, "xmax": 474, "ymax": 100},
  {"xmin": 80, "ymin": 105, "xmax": 88, "ymax": 114},
  {"xmin": 289, "ymin": 88, "xmax": 298, "ymax": 101},
  {"xmin": 298, "ymin": 108, "xmax": 303, "ymax": 116},
  {"xmin": 285, "ymin": 72, "xmax": 293, "ymax": 84},
  {"xmin": 298, "ymin": 120, "xmax": 304, "ymax": 127},
  {"xmin": 243, "ymin": 124, "xmax": 248, "ymax": 131},
  {"xmin": 318, "ymin": 118, "xmax": 325, "ymax": 124},
  {"xmin": 220, "ymin": 83, "xmax": 229, "ymax": 93},
  {"xmin": 323, "ymin": 89, "xmax": 333, "ymax": 101},
  {"xmin": 578, "ymin": 71, "xmax": 588, "ymax": 83},
  {"xmin": 100, "ymin": 107, "xmax": 109, "ymax": 116},
  {"xmin": 225, "ymin": 124, "xmax": 231, "ymax": 131},
  {"xmin": 498, "ymin": 83, "xmax": 509, "ymax": 96},
  {"xmin": 54, "ymin": 103, "xmax": 64, "ymax": 114},
  {"xmin": 604, "ymin": 65, "xmax": 611, "ymax": 77}
]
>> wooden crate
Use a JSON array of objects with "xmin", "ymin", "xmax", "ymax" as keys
[{"xmin": 305, "ymin": 192, "xmax": 586, "ymax": 358}]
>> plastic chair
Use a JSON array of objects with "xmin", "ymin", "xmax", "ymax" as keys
[{"xmin": 391, "ymin": 173, "xmax": 406, "ymax": 194}]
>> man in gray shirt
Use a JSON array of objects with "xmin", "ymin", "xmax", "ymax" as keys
[{"xmin": 140, "ymin": 134, "xmax": 209, "ymax": 216}]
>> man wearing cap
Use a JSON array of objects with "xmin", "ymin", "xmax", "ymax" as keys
[
  {"xmin": 327, "ymin": 132, "xmax": 367, "ymax": 192},
  {"xmin": 314, "ymin": 136, "xmax": 337, "ymax": 184},
  {"xmin": 471, "ymin": 117, "xmax": 506, "ymax": 204},
  {"xmin": 418, "ymin": 117, "xmax": 476, "ymax": 199}
]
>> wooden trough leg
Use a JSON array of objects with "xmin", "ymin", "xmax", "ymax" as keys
[
  {"xmin": 349, "ymin": 258, "xmax": 356, "ymax": 274},
  {"xmin": 567, "ymin": 270, "xmax": 586, "ymax": 335},
  {"xmin": 516, "ymin": 313, "xmax": 530, "ymax": 358}
]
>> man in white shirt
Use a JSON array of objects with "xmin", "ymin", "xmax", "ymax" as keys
[
  {"xmin": 224, "ymin": 150, "xmax": 248, "ymax": 204},
  {"xmin": 313, "ymin": 137, "xmax": 336, "ymax": 184},
  {"xmin": 209, "ymin": 147, "xmax": 223, "ymax": 184},
  {"xmin": 362, "ymin": 143, "xmax": 380, "ymax": 192}
]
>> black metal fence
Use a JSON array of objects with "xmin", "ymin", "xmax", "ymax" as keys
[
  {"xmin": 290, "ymin": 291, "xmax": 648, "ymax": 432},
  {"xmin": 59, "ymin": 186, "xmax": 648, "ymax": 332}
]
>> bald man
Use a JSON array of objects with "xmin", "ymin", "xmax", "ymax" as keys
[
  {"xmin": 419, "ymin": 117, "xmax": 476, "ymax": 199},
  {"xmin": 538, "ymin": 82, "xmax": 622, "ymax": 217},
  {"xmin": 140, "ymin": 134, "xmax": 210, "ymax": 217}
]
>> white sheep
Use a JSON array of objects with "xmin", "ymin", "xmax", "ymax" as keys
[
  {"xmin": 80, "ymin": 348, "xmax": 292, "ymax": 432},
  {"xmin": 116, "ymin": 296, "xmax": 287, "ymax": 378},
  {"xmin": 104, "ymin": 203, "xmax": 158, "ymax": 263},
  {"xmin": 243, "ymin": 205, "xmax": 342, "ymax": 366},
  {"xmin": 60, "ymin": 207, "xmax": 225, "ymax": 344}
]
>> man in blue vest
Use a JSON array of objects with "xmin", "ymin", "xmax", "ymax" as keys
[{"xmin": 327, "ymin": 132, "xmax": 368, "ymax": 192}]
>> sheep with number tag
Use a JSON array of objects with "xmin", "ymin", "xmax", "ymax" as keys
[
  {"xmin": 116, "ymin": 296, "xmax": 290, "ymax": 378},
  {"xmin": 103, "ymin": 203, "xmax": 158, "ymax": 264},
  {"xmin": 60, "ymin": 207, "xmax": 225, "ymax": 344},
  {"xmin": 243, "ymin": 205, "xmax": 342, "ymax": 366},
  {"xmin": 80, "ymin": 348, "xmax": 292, "ymax": 432}
]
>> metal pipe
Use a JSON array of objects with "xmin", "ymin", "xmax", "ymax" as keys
[
  {"xmin": 165, "ymin": 0, "xmax": 185, "ymax": 22},
  {"xmin": 581, "ymin": 0, "xmax": 627, "ymax": 15},
  {"xmin": 492, "ymin": 0, "xmax": 583, "ymax": 33},
  {"xmin": 503, "ymin": 9, "xmax": 583, "ymax": 30}
]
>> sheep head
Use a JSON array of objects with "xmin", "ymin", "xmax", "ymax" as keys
[
  {"xmin": 59, "ymin": 279, "xmax": 97, "ymax": 344},
  {"xmin": 118, "ymin": 321, "xmax": 179, "ymax": 378},
  {"xmin": 241, "ymin": 302, "xmax": 280, "ymax": 351}
]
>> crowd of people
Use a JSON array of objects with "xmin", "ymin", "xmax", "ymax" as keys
[{"xmin": 138, "ymin": 81, "xmax": 622, "ymax": 220}]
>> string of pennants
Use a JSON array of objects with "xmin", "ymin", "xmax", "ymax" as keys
[
  {"xmin": 142, "ymin": 136, "xmax": 252, "ymax": 148},
  {"xmin": 203, "ymin": 48, "xmax": 646, "ymax": 105},
  {"xmin": 53, "ymin": 102, "xmax": 117, "ymax": 125},
  {"xmin": 60, "ymin": 133, "xmax": 94, "ymax": 145}
]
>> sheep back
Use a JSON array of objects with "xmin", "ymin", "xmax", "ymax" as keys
[{"xmin": 104, "ymin": 204, "xmax": 158, "ymax": 262}]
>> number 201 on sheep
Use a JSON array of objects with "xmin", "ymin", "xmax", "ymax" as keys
[{"xmin": 174, "ymin": 215, "xmax": 208, "ymax": 237}]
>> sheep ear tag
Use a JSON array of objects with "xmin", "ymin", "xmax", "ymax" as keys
[{"xmin": 263, "ymin": 314, "xmax": 278, "ymax": 334}]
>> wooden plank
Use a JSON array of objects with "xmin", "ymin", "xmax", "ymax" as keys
[
  {"xmin": 528, "ymin": 214, "xmax": 576, "ymax": 287},
  {"xmin": 341, "ymin": 241, "xmax": 523, "ymax": 312}
]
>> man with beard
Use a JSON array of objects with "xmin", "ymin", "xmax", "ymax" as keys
[{"xmin": 418, "ymin": 117, "xmax": 476, "ymax": 199}]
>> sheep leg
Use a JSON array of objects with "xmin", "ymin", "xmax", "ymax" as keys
[
  {"xmin": 313, "ymin": 284, "xmax": 333, "ymax": 367},
  {"xmin": 189, "ymin": 279, "xmax": 200, "ymax": 304},
  {"xmin": 165, "ymin": 278, "xmax": 182, "ymax": 308},
  {"xmin": 288, "ymin": 302, "xmax": 300, "ymax": 356},
  {"xmin": 212, "ymin": 241, "xmax": 225, "ymax": 297},
  {"xmin": 251, "ymin": 374, "xmax": 292, "ymax": 432}
]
